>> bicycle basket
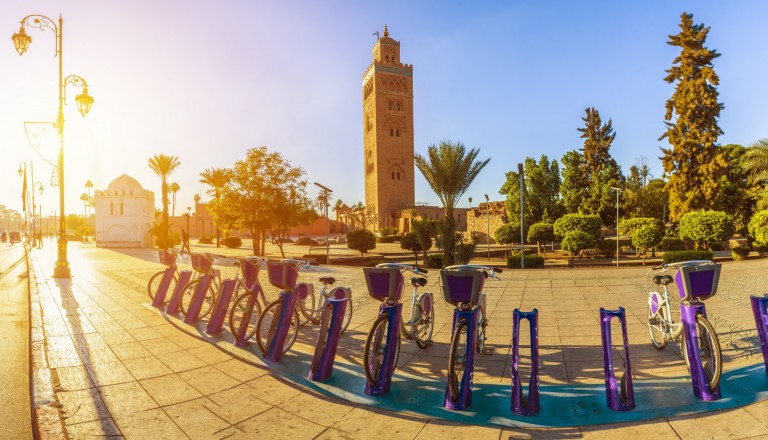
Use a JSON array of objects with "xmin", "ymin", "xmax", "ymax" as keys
[
  {"xmin": 241, "ymin": 257, "xmax": 260, "ymax": 290},
  {"xmin": 440, "ymin": 270, "xmax": 485, "ymax": 307},
  {"xmin": 675, "ymin": 263, "xmax": 721, "ymax": 301},
  {"xmin": 266, "ymin": 261, "xmax": 299, "ymax": 290},
  {"xmin": 190, "ymin": 253, "xmax": 213, "ymax": 274},
  {"xmin": 158, "ymin": 249, "xmax": 177, "ymax": 267},
  {"xmin": 363, "ymin": 267, "xmax": 404, "ymax": 302}
]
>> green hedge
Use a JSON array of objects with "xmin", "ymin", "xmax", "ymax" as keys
[
  {"xmin": 731, "ymin": 246, "xmax": 751, "ymax": 261},
  {"xmin": 752, "ymin": 241, "xmax": 768, "ymax": 258},
  {"xmin": 222, "ymin": 236, "xmax": 242, "ymax": 249},
  {"xmin": 376, "ymin": 235, "xmax": 399, "ymax": 243},
  {"xmin": 302, "ymin": 254, "xmax": 327, "ymax": 264},
  {"xmin": 507, "ymin": 254, "xmax": 545, "ymax": 269},
  {"xmin": 662, "ymin": 250, "xmax": 714, "ymax": 264},
  {"xmin": 661, "ymin": 237, "xmax": 685, "ymax": 251}
]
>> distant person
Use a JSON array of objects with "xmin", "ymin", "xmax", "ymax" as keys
[{"xmin": 181, "ymin": 229, "xmax": 190, "ymax": 254}]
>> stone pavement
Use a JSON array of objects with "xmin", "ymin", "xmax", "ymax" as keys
[{"xmin": 27, "ymin": 240, "xmax": 768, "ymax": 439}]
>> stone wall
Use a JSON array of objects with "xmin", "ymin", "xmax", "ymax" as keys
[{"xmin": 466, "ymin": 201, "xmax": 507, "ymax": 244}]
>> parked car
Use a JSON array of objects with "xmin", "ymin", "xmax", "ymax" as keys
[{"xmin": 9, "ymin": 231, "xmax": 21, "ymax": 244}]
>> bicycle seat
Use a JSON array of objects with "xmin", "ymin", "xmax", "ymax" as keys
[
  {"xmin": 319, "ymin": 277, "xmax": 336, "ymax": 285},
  {"xmin": 653, "ymin": 274, "xmax": 674, "ymax": 285},
  {"xmin": 410, "ymin": 277, "xmax": 427, "ymax": 287}
]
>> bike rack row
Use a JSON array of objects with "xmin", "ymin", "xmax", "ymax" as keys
[{"xmin": 148, "ymin": 258, "xmax": 768, "ymax": 416}]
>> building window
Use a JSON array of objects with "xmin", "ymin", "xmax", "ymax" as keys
[
  {"xmin": 397, "ymin": 103, "xmax": 401, "ymax": 111},
  {"xmin": 390, "ymin": 129, "xmax": 394, "ymax": 137},
  {"xmin": 388, "ymin": 102, "xmax": 392, "ymax": 110},
  {"xmin": 397, "ymin": 172, "xmax": 401, "ymax": 180},
  {"xmin": 110, "ymin": 202, "xmax": 113, "ymax": 215},
  {"xmin": 120, "ymin": 202, "xmax": 124, "ymax": 215},
  {"xmin": 396, "ymin": 129, "xmax": 400, "ymax": 137}
]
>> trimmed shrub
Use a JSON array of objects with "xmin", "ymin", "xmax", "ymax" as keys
[
  {"xmin": 748, "ymin": 210, "xmax": 768, "ymax": 244},
  {"xmin": 597, "ymin": 239, "xmax": 616, "ymax": 258},
  {"xmin": 301, "ymin": 254, "xmax": 327, "ymax": 264},
  {"xmin": 347, "ymin": 229, "xmax": 376, "ymax": 257},
  {"xmin": 752, "ymin": 241, "xmax": 768, "ymax": 258},
  {"xmin": 455, "ymin": 242, "xmax": 477, "ymax": 265},
  {"xmin": 619, "ymin": 217, "xmax": 664, "ymax": 239},
  {"xmin": 662, "ymin": 250, "xmax": 714, "ymax": 264},
  {"xmin": 507, "ymin": 254, "xmax": 545, "ymax": 269},
  {"xmin": 553, "ymin": 214, "xmax": 602, "ymax": 241},
  {"xmin": 678, "ymin": 210, "xmax": 735, "ymax": 250},
  {"xmin": 494, "ymin": 222, "xmax": 521, "ymax": 246},
  {"xmin": 661, "ymin": 236, "xmax": 685, "ymax": 251},
  {"xmin": 376, "ymin": 235, "xmax": 399, "ymax": 243},
  {"xmin": 425, "ymin": 254, "xmax": 443, "ymax": 269},
  {"xmin": 222, "ymin": 236, "xmax": 242, "ymax": 248},
  {"xmin": 731, "ymin": 246, "xmax": 751, "ymax": 261},
  {"xmin": 198, "ymin": 237, "xmax": 213, "ymax": 244},
  {"xmin": 561, "ymin": 230, "xmax": 595, "ymax": 257},
  {"xmin": 365, "ymin": 258, "xmax": 391, "ymax": 267}
]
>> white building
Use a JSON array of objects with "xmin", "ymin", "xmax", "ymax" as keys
[{"xmin": 95, "ymin": 174, "xmax": 155, "ymax": 248}]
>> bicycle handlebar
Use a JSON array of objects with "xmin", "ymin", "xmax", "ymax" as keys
[
  {"xmin": 652, "ymin": 260, "xmax": 715, "ymax": 271},
  {"xmin": 279, "ymin": 258, "xmax": 318, "ymax": 269},
  {"xmin": 444, "ymin": 264, "xmax": 503, "ymax": 278},
  {"xmin": 375, "ymin": 262, "xmax": 428, "ymax": 274}
]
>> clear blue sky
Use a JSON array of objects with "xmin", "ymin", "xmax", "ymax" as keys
[{"xmin": 2, "ymin": 1, "xmax": 767, "ymax": 220}]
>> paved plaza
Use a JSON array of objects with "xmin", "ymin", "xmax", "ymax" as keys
[{"xmin": 25, "ymin": 240, "xmax": 768, "ymax": 439}]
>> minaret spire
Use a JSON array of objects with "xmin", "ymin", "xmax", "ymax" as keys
[{"xmin": 383, "ymin": 24, "xmax": 389, "ymax": 37}]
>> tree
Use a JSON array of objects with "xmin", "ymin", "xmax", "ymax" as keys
[
  {"xmin": 412, "ymin": 219, "xmax": 434, "ymax": 263},
  {"xmin": 347, "ymin": 229, "xmax": 376, "ymax": 258},
  {"xmin": 660, "ymin": 13, "xmax": 727, "ymax": 220},
  {"xmin": 560, "ymin": 150, "xmax": 588, "ymax": 215},
  {"xmin": 268, "ymin": 188, "xmax": 316, "ymax": 258},
  {"xmin": 500, "ymin": 155, "xmax": 563, "ymax": 228},
  {"xmin": 744, "ymin": 139, "xmax": 768, "ymax": 211},
  {"xmin": 633, "ymin": 225, "xmax": 664, "ymax": 265},
  {"xmin": 200, "ymin": 167, "xmax": 232, "ymax": 248},
  {"xmin": 168, "ymin": 182, "xmax": 180, "ymax": 217},
  {"xmin": 494, "ymin": 222, "xmax": 520, "ymax": 249},
  {"xmin": 578, "ymin": 107, "xmax": 619, "ymax": 181},
  {"xmin": 718, "ymin": 144, "xmax": 759, "ymax": 231},
  {"xmin": 148, "ymin": 154, "xmax": 181, "ymax": 248},
  {"xmin": 207, "ymin": 146, "xmax": 309, "ymax": 255},
  {"xmin": 415, "ymin": 140, "xmax": 490, "ymax": 266},
  {"xmin": 553, "ymin": 214, "xmax": 602, "ymax": 241},
  {"xmin": 748, "ymin": 210, "xmax": 768, "ymax": 244},
  {"xmin": 527, "ymin": 222, "xmax": 555, "ymax": 257},
  {"xmin": 619, "ymin": 217, "xmax": 664, "ymax": 239},
  {"xmin": 85, "ymin": 180, "xmax": 94, "ymax": 219},
  {"xmin": 678, "ymin": 210, "xmax": 735, "ymax": 250},
  {"xmin": 561, "ymin": 231, "xmax": 595, "ymax": 258},
  {"xmin": 401, "ymin": 232, "xmax": 422, "ymax": 265}
]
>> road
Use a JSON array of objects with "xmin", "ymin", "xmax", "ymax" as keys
[{"xmin": 0, "ymin": 243, "xmax": 33, "ymax": 439}]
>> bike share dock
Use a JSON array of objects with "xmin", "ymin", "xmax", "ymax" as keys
[{"xmin": 139, "ymin": 253, "xmax": 768, "ymax": 430}]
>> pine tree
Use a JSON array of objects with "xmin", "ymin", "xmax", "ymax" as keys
[
  {"xmin": 660, "ymin": 12, "xmax": 727, "ymax": 221},
  {"xmin": 578, "ymin": 107, "xmax": 619, "ymax": 182}
]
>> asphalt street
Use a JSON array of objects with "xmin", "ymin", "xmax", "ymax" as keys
[{"xmin": 0, "ymin": 243, "xmax": 32, "ymax": 439}]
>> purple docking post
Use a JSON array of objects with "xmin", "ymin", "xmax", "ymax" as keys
[
  {"xmin": 365, "ymin": 303, "xmax": 402, "ymax": 397},
  {"xmin": 511, "ymin": 309, "xmax": 539, "ymax": 416},
  {"xmin": 151, "ymin": 267, "xmax": 176, "ymax": 308},
  {"xmin": 166, "ymin": 270, "xmax": 192, "ymax": 314},
  {"xmin": 680, "ymin": 302, "xmax": 721, "ymax": 401},
  {"xmin": 600, "ymin": 307, "xmax": 635, "ymax": 411},
  {"xmin": 183, "ymin": 275, "xmax": 213, "ymax": 324},
  {"xmin": 264, "ymin": 290, "xmax": 299, "ymax": 362},
  {"xmin": 751, "ymin": 295, "xmax": 768, "ymax": 377},
  {"xmin": 308, "ymin": 297, "xmax": 348, "ymax": 381},
  {"xmin": 206, "ymin": 279, "xmax": 236, "ymax": 335}
]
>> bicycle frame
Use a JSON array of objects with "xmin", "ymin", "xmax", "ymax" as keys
[{"xmin": 648, "ymin": 283, "xmax": 684, "ymax": 343}]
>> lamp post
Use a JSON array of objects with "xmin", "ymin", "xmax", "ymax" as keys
[
  {"xmin": 484, "ymin": 194, "xmax": 490, "ymax": 260},
  {"xmin": 610, "ymin": 187, "xmax": 622, "ymax": 267},
  {"xmin": 13, "ymin": 14, "xmax": 95, "ymax": 278},
  {"xmin": 18, "ymin": 161, "xmax": 37, "ymax": 246},
  {"xmin": 314, "ymin": 182, "xmax": 332, "ymax": 264},
  {"xmin": 37, "ymin": 183, "xmax": 43, "ymax": 247},
  {"xmin": 518, "ymin": 163, "xmax": 525, "ymax": 269}
]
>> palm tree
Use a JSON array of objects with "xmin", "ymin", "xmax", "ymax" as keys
[
  {"xmin": 85, "ymin": 180, "xmax": 94, "ymax": 219},
  {"xmin": 744, "ymin": 139, "xmax": 768, "ymax": 183},
  {"xmin": 148, "ymin": 154, "xmax": 181, "ymax": 248},
  {"xmin": 169, "ymin": 182, "xmax": 180, "ymax": 217},
  {"xmin": 415, "ymin": 140, "xmax": 490, "ymax": 265},
  {"xmin": 199, "ymin": 168, "xmax": 231, "ymax": 247}
]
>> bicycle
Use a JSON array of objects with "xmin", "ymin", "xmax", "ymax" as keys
[
  {"xmin": 179, "ymin": 253, "xmax": 222, "ymax": 319},
  {"xmin": 441, "ymin": 264, "xmax": 501, "ymax": 403},
  {"xmin": 362, "ymin": 263, "xmax": 434, "ymax": 389},
  {"xmin": 646, "ymin": 260, "xmax": 723, "ymax": 392},
  {"xmin": 254, "ymin": 260, "xmax": 304, "ymax": 357},
  {"xmin": 148, "ymin": 249, "xmax": 186, "ymax": 303},
  {"xmin": 227, "ymin": 256, "xmax": 273, "ymax": 342}
]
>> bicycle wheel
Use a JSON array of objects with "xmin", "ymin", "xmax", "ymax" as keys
[
  {"xmin": 448, "ymin": 318, "xmax": 468, "ymax": 401},
  {"xmin": 363, "ymin": 313, "xmax": 391, "ymax": 387},
  {"xmin": 179, "ymin": 279, "xmax": 217, "ymax": 319},
  {"xmin": 414, "ymin": 297, "xmax": 434, "ymax": 349},
  {"xmin": 648, "ymin": 299, "xmax": 668, "ymax": 350},
  {"xmin": 681, "ymin": 314, "xmax": 722, "ymax": 391},
  {"xmin": 476, "ymin": 303, "xmax": 488, "ymax": 354},
  {"xmin": 297, "ymin": 289, "xmax": 318, "ymax": 327},
  {"xmin": 228, "ymin": 292, "xmax": 262, "ymax": 340},
  {"xmin": 255, "ymin": 299, "xmax": 300, "ymax": 356},
  {"xmin": 147, "ymin": 271, "xmax": 178, "ymax": 303}
]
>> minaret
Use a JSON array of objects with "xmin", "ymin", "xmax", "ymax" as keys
[{"xmin": 361, "ymin": 25, "xmax": 415, "ymax": 230}]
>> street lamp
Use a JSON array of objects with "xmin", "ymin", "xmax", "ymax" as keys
[
  {"xmin": 610, "ymin": 187, "xmax": 622, "ymax": 267},
  {"xmin": 484, "ymin": 194, "xmax": 490, "ymax": 260},
  {"xmin": 13, "ymin": 14, "xmax": 94, "ymax": 278},
  {"xmin": 314, "ymin": 182, "xmax": 333, "ymax": 264},
  {"xmin": 518, "ymin": 163, "xmax": 525, "ymax": 269}
]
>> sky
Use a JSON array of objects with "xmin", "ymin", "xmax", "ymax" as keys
[{"xmin": 2, "ymin": 1, "xmax": 768, "ymax": 222}]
